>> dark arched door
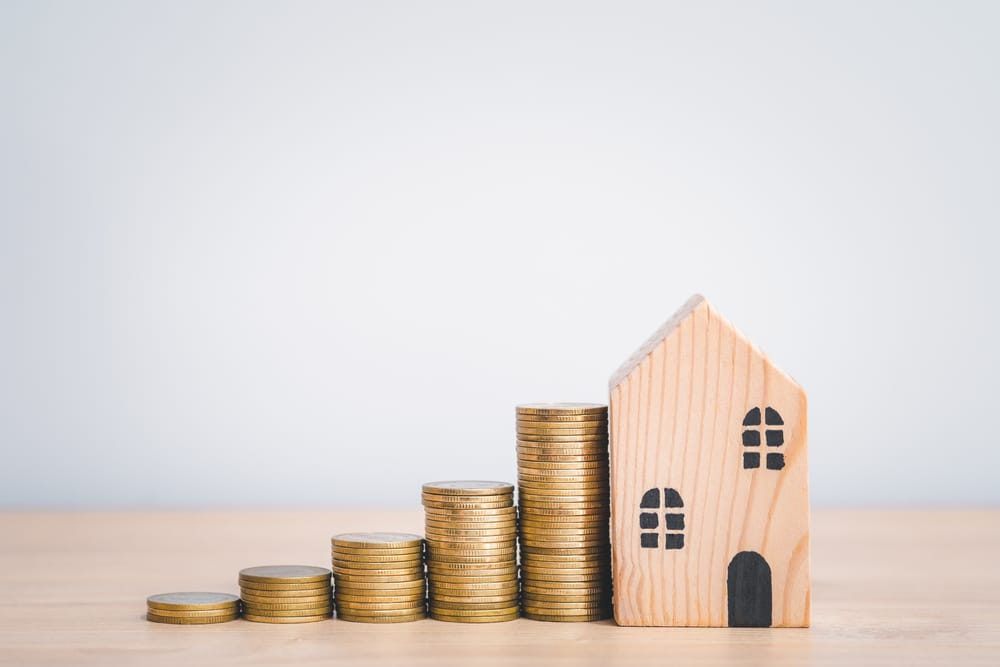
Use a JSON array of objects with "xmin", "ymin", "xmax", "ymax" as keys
[{"xmin": 727, "ymin": 551, "xmax": 772, "ymax": 627}]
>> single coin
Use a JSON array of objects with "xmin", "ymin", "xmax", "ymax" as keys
[
  {"xmin": 427, "ymin": 572, "xmax": 518, "ymax": 585},
  {"xmin": 337, "ymin": 605, "xmax": 425, "ymax": 616},
  {"xmin": 519, "ymin": 563, "xmax": 608, "ymax": 575},
  {"xmin": 428, "ymin": 578, "xmax": 519, "ymax": 589},
  {"xmin": 422, "ymin": 500, "xmax": 513, "ymax": 511},
  {"xmin": 522, "ymin": 592, "xmax": 611, "ymax": 603},
  {"xmin": 521, "ymin": 610, "xmax": 611, "ymax": 622},
  {"xmin": 335, "ymin": 591, "xmax": 426, "ymax": 603},
  {"xmin": 428, "ymin": 598, "xmax": 520, "ymax": 610},
  {"xmin": 337, "ymin": 611, "xmax": 426, "ymax": 623},
  {"xmin": 518, "ymin": 491, "xmax": 608, "ymax": 502},
  {"xmin": 331, "ymin": 549, "xmax": 422, "ymax": 561},
  {"xmin": 333, "ymin": 573, "xmax": 425, "ymax": 584},
  {"xmin": 147, "ymin": 592, "xmax": 240, "ymax": 612},
  {"xmin": 335, "ymin": 599, "xmax": 426, "ymax": 611},
  {"xmin": 520, "ymin": 544, "xmax": 611, "ymax": 556},
  {"xmin": 241, "ymin": 592, "xmax": 331, "ymax": 605},
  {"xmin": 424, "ymin": 506, "xmax": 517, "ymax": 517},
  {"xmin": 517, "ymin": 484, "xmax": 609, "ymax": 495},
  {"xmin": 239, "ymin": 580, "xmax": 332, "ymax": 592},
  {"xmin": 516, "ymin": 403, "xmax": 607, "ymax": 416},
  {"xmin": 143, "ymin": 607, "xmax": 241, "ymax": 618},
  {"xmin": 422, "ymin": 481, "xmax": 515, "ymax": 495},
  {"xmin": 516, "ymin": 436, "xmax": 609, "ymax": 445},
  {"xmin": 520, "ymin": 558, "xmax": 611, "ymax": 570},
  {"xmin": 518, "ymin": 506, "xmax": 610, "ymax": 517},
  {"xmin": 241, "ymin": 599, "xmax": 334, "ymax": 611},
  {"xmin": 242, "ymin": 613, "xmax": 331, "ymax": 624},
  {"xmin": 517, "ymin": 416, "xmax": 608, "ymax": 426},
  {"xmin": 331, "ymin": 533, "xmax": 424, "ymax": 549},
  {"xmin": 520, "ymin": 598, "xmax": 611, "ymax": 609},
  {"xmin": 516, "ymin": 458, "xmax": 607, "ymax": 469},
  {"xmin": 332, "ymin": 563, "xmax": 424, "ymax": 575},
  {"xmin": 428, "ymin": 604, "xmax": 520, "ymax": 617},
  {"xmin": 239, "ymin": 566, "xmax": 331, "ymax": 584},
  {"xmin": 516, "ymin": 452, "xmax": 608, "ymax": 463},
  {"xmin": 429, "ymin": 611, "xmax": 519, "ymax": 623},
  {"xmin": 333, "ymin": 579, "xmax": 426, "ymax": 591},
  {"xmin": 423, "ymin": 526, "xmax": 517, "ymax": 538},
  {"xmin": 426, "ymin": 564, "xmax": 517, "ymax": 576},
  {"xmin": 146, "ymin": 612, "xmax": 239, "ymax": 624},
  {"xmin": 426, "ymin": 547, "xmax": 516, "ymax": 558},
  {"xmin": 517, "ymin": 516, "xmax": 608, "ymax": 527},
  {"xmin": 242, "ymin": 605, "xmax": 333, "ymax": 617},
  {"xmin": 516, "ymin": 422, "xmax": 607, "ymax": 432}
]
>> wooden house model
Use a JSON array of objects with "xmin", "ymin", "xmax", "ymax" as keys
[{"xmin": 608, "ymin": 295, "xmax": 810, "ymax": 627}]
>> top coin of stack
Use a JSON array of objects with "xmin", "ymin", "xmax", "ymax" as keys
[
  {"xmin": 516, "ymin": 403, "xmax": 613, "ymax": 622},
  {"xmin": 146, "ymin": 592, "xmax": 240, "ymax": 624},
  {"xmin": 239, "ymin": 565, "xmax": 332, "ymax": 623},
  {"xmin": 422, "ymin": 481, "xmax": 519, "ymax": 623},
  {"xmin": 331, "ymin": 532, "xmax": 426, "ymax": 623}
]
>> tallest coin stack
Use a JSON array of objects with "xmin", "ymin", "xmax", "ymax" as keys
[{"xmin": 516, "ymin": 403, "xmax": 613, "ymax": 621}]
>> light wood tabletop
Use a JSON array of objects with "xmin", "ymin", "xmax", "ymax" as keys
[{"xmin": 0, "ymin": 509, "xmax": 997, "ymax": 666}]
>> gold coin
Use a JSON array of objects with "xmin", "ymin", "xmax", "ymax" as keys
[
  {"xmin": 144, "ymin": 607, "xmax": 240, "ymax": 618},
  {"xmin": 332, "ymin": 562, "xmax": 424, "ymax": 575},
  {"xmin": 331, "ymin": 549, "xmax": 422, "ymax": 561},
  {"xmin": 517, "ymin": 416, "xmax": 608, "ymax": 425},
  {"xmin": 426, "ymin": 564, "xmax": 517, "ymax": 576},
  {"xmin": 516, "ymin": 403, "xmax": 607, "ymax": 416},
  {"xmin": 241, "ymin": 592, "xmax": 331, "ymax": 605},
  {"xmin": 422, "ymin": 481, "xmax": 515, "ymax": 495},
  {"xmin": 331, "ymin": 532, "xmax": 424, "ymax": 549},
  {"xmin": 520, "ymin": 557, "xmax": 611, "ymax": 569},
  {"xmin": 518, "ymin": 516, "xmax": 608, "ymax": 527},
  {"xmin": 429, "ymin": 598, "xmax": 519, "ymax": 609},
  {"xmin": 333, "ymin": 573, "xmax": 424, "ymax": 584},
  {"xmin": 146, "ymin": 612, "xmax": 239, "ymax": 624},
  {"xmin": 516, "ymin": 452, "xmax": 608, "ymax": 463},
  {"xmin": 518, "ymin": 505, "xmax": 609, "ymax": 516},
  {"xmin": 520, "ymin": 544, "xmax": 610, "ymax": 555},
  {"xmin": 518, "ymin": 490, "xmax": 608, "ymax": 501},
  {"xmin": 516, "ymin": 433, "xmax": 609, "ymax": 442},
  {"xmin": 422, "ymin": 500, "xmax": 513, "ymax": 511},
  {"xmin": 242, "ymin": 604, "xmax": 333, "ymax": 616},
  {"xmin": 424, "ymin": 505, "xmax": 517, "ymax": 516},
  {"xmin": 428, "ymin": 577, "xmax": 519, "ymax": 589},
  {"xmin": 238, "ymin": 565, "xmax": 331, "ymax": 584},
  {"xmin": 517, "ymin": 483, "xmax": 608, "ymax": 494},
  {"xmin": 423, "ymin": 525, "xmax": 516, "ymax": 534},
  {"xmin": 522, "ymin": 592, "xmax": 611, "ymax": 603},
  {"xmin": 426, "ymin": 572, "xmax": 518, "ymax": 584},
  {"xmin": 335, "ymin": 599, "xmax": 426, "ymax": 611},
  {"xmin": 520, "ymin": 574, "xmax": 610, "ymax": 585},
  {"xmin": 333, "ymin": 579, "xmax": 425, "ymax": 591},
  {"xmin": 239, "ymin": 580, "xmax": 332, "ymax": 592},
  {"xmin": 520, "ymin": 598, "xmax": 611, "ymax": 609},
  {"xmin": 426, "ymin": 555, "xmax": 516, "ymax": 566},
  {"xmin": 520, "ymin": 563, "xmax": 608, "ymax": 575},
  {"xmin": 521, "ymin": 610, "xmax": 611, "ymax": 622},
  {"xmin": 147, "ymin": 592, "xmax": 240, "ymax": 612},
  {"xmin": 428, "ymin": 604, "xmax": 519, "ymax": 617},
  {"xmin": 429, "ymin": 611, "xmax": 519, "ymax": 623},
  {"xmin": 428, "ymin": 583, "xmax": 519, "ymax": 594},
  {"xmin": 336, "ymin": 611, "xmax": 426, "ymax": 623},
  {"xmin": 337, "ymin": 605, "xmax": 426, "ymax": 616},
  {"xmin": 424, "ymin": 526, "xmax": 517, "ymax": 537},
  {"xmin": 516, "ymin": 422, "xmax": 607, "ymax": 432},
  {"xmin": 521, "ymin": 585, "xmax": 610, "ymax": 596},
  {"xmin": 242, "ymin": 613, "xmax": 330, "ymax": 624},
  {"xmin": 517, "ymin": 458, "xmax": 607, "ymax": 468},
  {"xmin": 426, "ymin": 546, "xmax": 516, "ymax": 558},
  {"xmin": 241, "ymin": 598, "xmax": 332, "ymax": 610},
  {"xmin": 335, "ymin": 592, "xmax": 426, "ymax": 604}
]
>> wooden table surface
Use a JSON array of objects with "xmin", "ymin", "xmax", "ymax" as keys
[{"xmin": 0, "ymin": 509, "xmax": 997, "ymax": 666}]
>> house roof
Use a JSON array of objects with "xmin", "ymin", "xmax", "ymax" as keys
[{"xmin": 608, "ymin": 294, "xmax": 802, "ymax": 391}]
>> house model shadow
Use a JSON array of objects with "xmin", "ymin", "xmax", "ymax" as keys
[{"xmin": 608, "ymin": 295, "xmax": 810, "ymax": 627}]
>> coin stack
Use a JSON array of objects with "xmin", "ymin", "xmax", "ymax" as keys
[
  {"xmin": 238, "ymin": 565, "xmax": 332, "ymax": 623},
  {"xmin": 422, "ymin": 481, "xmax": 519, "ymax": 623},
  {"xmin": 516, "ymin": 403, "xmax": 613, "ymax": 621},
  {"xmin": 331, "ymin": 532, "xmax": 426, "ymax": 623},
  {"xmin": 146, "ymin": 592, "xmax": 240, "ymax": 624}
]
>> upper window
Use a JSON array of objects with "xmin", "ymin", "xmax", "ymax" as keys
[
  {"xmin": 639, "ymin": 487, "xmax": 685, "ymax": 550},
  {"xmin": 742, "ymin": 407, "xmax": 785, "ymax": 470}
]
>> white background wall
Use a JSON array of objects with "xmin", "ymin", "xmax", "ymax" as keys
[{"xmin": 2, "ymin": 1, "xmax": 997, "ymax": 508}]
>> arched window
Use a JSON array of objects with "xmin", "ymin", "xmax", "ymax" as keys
[
  {"xmin": 742, "ymin": 407, "xmax": 785, "ymax": 470},
  {"xmin": 638, "ymin": 487, "xmax": 684, "ymax": 549}
]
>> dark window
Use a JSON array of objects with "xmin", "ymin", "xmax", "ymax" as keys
[
  {"xmin": 742, "ymin": 407, "xmax": 784, "ymax": 470},
  {"xmin": 639, "ymin": 487, "xmax": 685, "ymax": 550}
]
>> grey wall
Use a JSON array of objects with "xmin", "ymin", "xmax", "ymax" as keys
[{"xmin": 2, "ymin": 1, "xmax": 998, "ymax": 508}]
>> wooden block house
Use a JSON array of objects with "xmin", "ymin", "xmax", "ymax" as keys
[{"xmin": 608, "ymin": 295, "xmax": 810, "ymax": 627}]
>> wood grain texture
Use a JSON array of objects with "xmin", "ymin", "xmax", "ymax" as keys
[
  {"xmin": 0, "ymin": 510, "xmax": 999, "ymax": 666},
  {"xmin": 610, "ymin": 296, "xmax": 810, "ymax": 626}
]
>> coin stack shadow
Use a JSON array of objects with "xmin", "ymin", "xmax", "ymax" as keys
[
  {"xmin": 146, "ymin": 592, "xmax": 240, "ymax": 624},
  {"xmin": 422, "ymin": 481, "xmax": 520, "ymax": 623},
  {"xmin": 239, "ymin": 565, "xmax": 333, "ymax": 623},
  {"xmin": 516, "ymin": 403, "xmax": 613, "ymax": 621},
  {"xmin": 331, "ymin": 532, "xmax": 427, "ymax": 623}
]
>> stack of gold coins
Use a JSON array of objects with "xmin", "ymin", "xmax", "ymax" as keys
[
  {"xmin": 516, "ymin": 403, "xmax": 612, "ymax": 621},
  {"xmin": 146, "ymin": 592, "xmax": 240, "ymax": 624},
  {"xmin": 238, "ymin": 566, "xmax": 332, "ymax": 623},
  {"xmin": 422, "ymin": 481, "xmax": 519, "ymax": 623},
  {"xmin": 331, "ymin": 532, "xmax": 426, "ymax": 623}
]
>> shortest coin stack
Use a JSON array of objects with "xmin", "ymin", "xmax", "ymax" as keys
[
  {"xmin": 331, "ymin": 532, "xmax": 427, "ymax": 623},
  {"xmin": 239, "ymin": 565, "xmax": 332, "ymax": 623},
  {"xmin": 146, "ymin": 592, "xmax": 240, "ymax": 624}
]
